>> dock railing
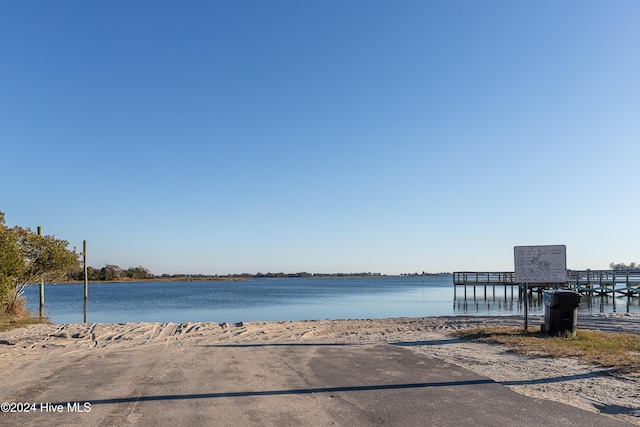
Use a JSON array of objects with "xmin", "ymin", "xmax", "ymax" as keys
[
  {"xmin": 453, "ymin": 272, "xmax": 516, "ymax": 285},
  {"xmin": 452, "ymin": 271, "xmax": 519, "ymax": 299},
  {"xmin": 567, "ymin": 269, "xmax": 640, "ymax": 296},
  {"xmin": 453, "ymin": 270, "xmax": 640, "ymax": 297}
]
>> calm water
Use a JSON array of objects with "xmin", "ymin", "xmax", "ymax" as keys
[{"xmin": 23, "ymin": 275, "xmax": 640, "ymax": 324}]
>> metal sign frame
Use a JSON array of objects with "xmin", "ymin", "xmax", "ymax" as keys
[{"xmin": 514, "ymin": 245, "xmax": 567, "ymax": 283}]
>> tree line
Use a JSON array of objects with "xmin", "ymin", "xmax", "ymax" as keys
[
  {"xmin": 66, "ymin": 269, "xmax": 384, "ymax": 281},
  {"xmin": 67, "ymin": 265, "xmax": 154, "ymax": 281},
  {"xmin": 609, "ymin": 262, "xmax": 640, "ymax": 270}
]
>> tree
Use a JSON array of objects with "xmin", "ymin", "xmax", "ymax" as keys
[
  {"xmin": 100, "ymin": 264, "xmax": 125, "ymax": 281},
  {"xmin": 126, "ymin": 266, "xmax": 154, "ymax": 280},
  {"xmin": 609, "ymin": 262, "xmax": 639, "ymax": 270},
  {"xmin": 86, "ymin": 266, "xmax": 103, "ymax": 281},
  {"xmin": 0, "ymin": 212, "xmax": 80, "ymax": 314}
]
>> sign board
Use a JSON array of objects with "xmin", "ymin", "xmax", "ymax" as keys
[{"xmin": 514, "ymin": 245, "xmax": 567, "ymax": 283}]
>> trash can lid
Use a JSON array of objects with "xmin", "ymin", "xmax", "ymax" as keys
[{"xmin": 543, "ymin": 289, "xmax": 580, "ymax": 295}]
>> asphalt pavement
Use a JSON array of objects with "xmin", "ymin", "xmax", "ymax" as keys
[{"xmin": 1, "ymin": 341, "xmax": 634, "ymax": 426}]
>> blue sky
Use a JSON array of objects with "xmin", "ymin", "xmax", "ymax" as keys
[{"xmin": 2, "ymin": 1, "xmax": 639, "ymax": 275}]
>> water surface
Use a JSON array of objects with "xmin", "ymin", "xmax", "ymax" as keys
[{"xmin": 22, "ymin": 275, "xmax": 639, "ymax": 324}]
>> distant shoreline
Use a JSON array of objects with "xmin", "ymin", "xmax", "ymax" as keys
[
  {"xmin": 40, "ymin": 272, "xmax": 451, "ymax": 285},
  {"xmin": 42, "ymin": 277, "xmax": 248, "ymax": 285}
]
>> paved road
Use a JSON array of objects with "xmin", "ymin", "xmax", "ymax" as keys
[{"xmin": 1, "ymin": 342, "xmax": 633, "ymax": 426}]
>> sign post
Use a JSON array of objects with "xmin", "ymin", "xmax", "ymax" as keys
[
  {"xmin": 83, "ymin": 240, "xmax": 88, "ymax": 323},
  {"xmin": 523, "ymin": 282, "xmax": 528, "ymax": 330},
  {"xmin": 37, "ymin": 226, "xmax": 44, "ymax": 318},
  {"xmin": 514, "ymin": 245, "xmax": 567, "ymax": 331}
]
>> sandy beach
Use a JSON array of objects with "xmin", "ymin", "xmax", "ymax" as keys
[{"xmin": 1, "ymin": 313, "xmax": 639, "ymax": 426}]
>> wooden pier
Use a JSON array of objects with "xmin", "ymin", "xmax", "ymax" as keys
[
  {"xmin": 567, "ymin": 270, "xmax": 640, "ymax": 296},
  {"xmin": 453, "ymin": 270, "xmax": 640, "ymax": 299},
  {"xmin": 452, "ymin": 272, "xmax": 520, "ymax": 299}
]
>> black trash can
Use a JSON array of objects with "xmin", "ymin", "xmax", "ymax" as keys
[{"xmin": 542, "ymin": 290, "xmax": 581, "ymax": 336}]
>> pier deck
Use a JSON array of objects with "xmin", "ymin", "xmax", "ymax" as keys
[
  {"xmin": 453, "ymin": 270, "xmax": 640, "ymax": 298},
  {"xmin": 568, "ymin": 270, "xmax": 640, "ymax": 296}
]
